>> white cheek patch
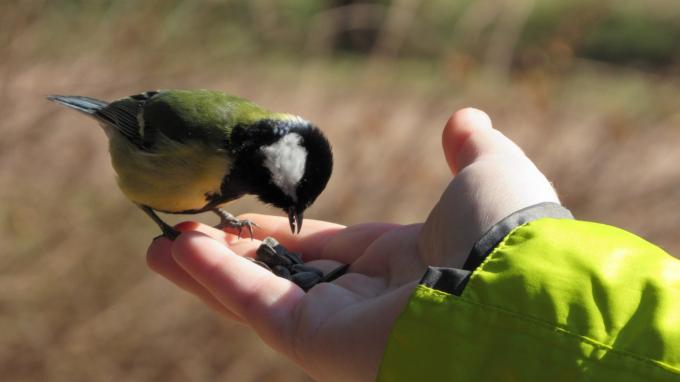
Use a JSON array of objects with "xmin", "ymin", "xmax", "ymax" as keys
[{"xmin": 261, "ymin": 133, "xmax": 307, "ymax": 201}]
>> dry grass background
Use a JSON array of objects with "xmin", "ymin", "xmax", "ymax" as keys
[{"xmin": 2, "ymin": 1, "xmax": 680, "ymax": 381}]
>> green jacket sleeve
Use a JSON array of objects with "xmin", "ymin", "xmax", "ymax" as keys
[{"xmin": 377, "ymin": 203, "xmax": 680, "ymax": 381}]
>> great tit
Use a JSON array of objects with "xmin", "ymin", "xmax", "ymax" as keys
[{"xmin": 47, "ymin": 90, "xmax": 333, "ymax": 239}]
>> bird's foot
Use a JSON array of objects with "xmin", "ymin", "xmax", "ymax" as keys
[
  {"xmin": 153, "ymin": 224, "xmax": 181, "ymax": 241},
  {"xmin": 152, "ymin": 225, "xmax": 181, "ymax": 241},
  {"xmin": 138, "ymin": 204, "xmax": 181, "ymax": 240},
  {"xmin": 212, "ymin": 208, "xmax": 259, "ymax": 239},
  {"xmin": 163, "ymin": 226, "xmax": 181, "ymax": 240}
]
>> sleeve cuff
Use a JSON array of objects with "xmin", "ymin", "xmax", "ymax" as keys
[{"xmin": 419, "ymin": 202, "xmax": 573, "ymax": 296}]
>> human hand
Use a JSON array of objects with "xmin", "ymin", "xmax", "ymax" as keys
[{"xmin": 146, "ymin": 108, "xmax": 560, "ymax": 382}]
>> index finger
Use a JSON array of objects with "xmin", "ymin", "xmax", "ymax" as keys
[
  {"xmin": 232, "ymin": 214, "xmax": 401, "ymax": 265},
  {"xmin": 233, "ymin": 213, "xmax": 344, "ymax": 256}
]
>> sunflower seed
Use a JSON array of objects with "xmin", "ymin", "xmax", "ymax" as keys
[
  {"xmin": 291, "ymin": 264, "xmax": 323, "ymax": 277},
  {"xmin": 283, "ymin": 251, "xmax": 303, "ymax": 265},
  {"xmin": 320, "ymin": 264, "xmax": 350, "ymax": 282},
  {"xmin": 291, "ymin": 272, "xmax": 322, "ymax": 291},
  {"xmin": 256, "ymin": 237, "xmax": 349, "ymax": 292},
  {"xmin": 256, "ymin": 239, "xmax": 293, "ymax": 267},
  {"xmin": 272, "ymin": 265, "xmax": 292, "ymax": 279}
]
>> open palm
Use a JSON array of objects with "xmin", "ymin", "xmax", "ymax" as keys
[{"xmin": 147, "ymin": 108, "xmax": 560, "ymax": 382}]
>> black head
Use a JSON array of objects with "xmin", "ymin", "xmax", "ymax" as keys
[{"xmin": 229, "ymin": 117, "xmax": 333, "ymax": 233}]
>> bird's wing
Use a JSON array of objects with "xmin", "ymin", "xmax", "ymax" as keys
[
  {"xmin": 95, "ymin": 91, "xmax": 159, "ymax": 149},
  {"xmin": 141, "ymin": 90, "xmax": 274, "ymax": 149},
  {"xmin": 102, "ymin": 89, "xmax": 278, "ymax": 151}
]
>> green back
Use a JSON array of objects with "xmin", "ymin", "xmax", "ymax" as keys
[{"xmin": 144, "ymin": 89, "xmax": 276, "ymax": 147}]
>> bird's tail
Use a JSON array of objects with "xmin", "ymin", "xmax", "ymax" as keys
[{"xmin": 46, "ymin": 95, "xmax": 108, "ymax": 116}]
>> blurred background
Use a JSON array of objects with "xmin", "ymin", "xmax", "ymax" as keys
[{"xmin": 2, "ymin": 0, "xmax": 679, "ymax": 380}]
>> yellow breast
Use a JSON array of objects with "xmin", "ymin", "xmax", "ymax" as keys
[{"xmin": 108, "ymin": 133, "xmax": 230, "ymax": 212}]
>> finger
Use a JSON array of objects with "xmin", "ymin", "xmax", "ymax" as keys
[
  {"xmin": 175, "ymin": 221, "xmax": 232, "ymax": 243},
  {"xmin": 172, "ymin": 231, "xmax": 304, "ymax": 353},
  {"xmin": 175, "ymin": 220, "xmax": 265, "ymax": 257},
  {"xmin": 442, "ymin": 107, "xmax": 525, "ymax": 175},
  {"xmin": 176, "ymin": 221, "xmax": 273, "ymax": 252},
  {"xmin": 442, "ymin": 107, "xmax": 559, "ymax": 206},
  {"xmin": 444, "ymin": 107, "xmax": 559, "ymax": 203},
  {"xmin": 349, "ymin": 224, "xmax": 425, "ymax": 282},
  {"xmin": 286, "ymin": 223, "xmax": 404, "ymax": 287},
  {"xmin": 230, "ymin": 214, "xmax": 345, "ymax": 258},
  {"xmin": 318, "ymin": 222, "xmax": 401, "ymax": 264},
  {"xmin": 177, "ymin": 218, "xmax": 358, "ymax": 282},
  {"xmin": 235, "ymin": 215, "xmax": 399, "ymax": 264},
  {"xmin": 420, "ymin": 108, "xmax": 560, "ymax": 268},
  {"xmin": 146, "ymin": 236, "xmax": 244, "ymax": 323}
]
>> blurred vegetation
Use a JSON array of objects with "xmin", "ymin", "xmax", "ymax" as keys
[
  {"xmin": 2, "ymin": 0, "xmax": 679, "ymax": 381},
  {"xmin": 7, "ymin": 0, "xmax": 680, "ymax": 69}
]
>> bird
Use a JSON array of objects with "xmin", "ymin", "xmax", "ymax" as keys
[{"xmin": 47, "ymin": 89, "xmax": 333, "ymax": 239}]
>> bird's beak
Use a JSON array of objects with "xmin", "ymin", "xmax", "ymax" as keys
[{"xmin": 287, "ymin": 207, "xmax": 303, "ymax": 234}]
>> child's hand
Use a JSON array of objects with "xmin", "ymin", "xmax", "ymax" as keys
[{"xmin": 146, "ymin": 108, "xmax": 559, "ymax": 382}]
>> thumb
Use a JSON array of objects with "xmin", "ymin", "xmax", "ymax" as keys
[
  {"xmin": 442, "ymin": 108, "xmax": 526, "ymax": 175},
  {"xmin": 419, "ymin": 108, "xmax": 559, "ymax": 268}
]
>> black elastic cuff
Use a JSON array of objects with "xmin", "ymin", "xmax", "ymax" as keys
[
  {"xmin": 462, "ymin": 202, "xmax": 573, "ymax": 271},
  {"xmin": 419, "ymin": 202, "xmax": 573, "ymax": 296},
  {"xmin": 420, "ymin": 267, "xmax": 472, "ymax": 296}
]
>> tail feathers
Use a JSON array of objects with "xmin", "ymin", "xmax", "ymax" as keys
[{"xmin": 46, "ymin": 95, "xmax": 108, "ymax": 115}]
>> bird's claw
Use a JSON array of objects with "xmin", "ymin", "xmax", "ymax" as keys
[
  {"xmin": 153, "ymin": 226, "xmax": 180, "ymax": 241},
  {"xmin": 234, "ymin": 219, "xmax": 260, "ymax": 240},
  {"xmin": 214, "ymin": 216, "xmax": 259, "ymax": 240}
]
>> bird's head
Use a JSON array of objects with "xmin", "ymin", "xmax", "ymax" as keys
[{"xmin": 229, "ymin": 116, "xmax": 333, "ymax": 234}]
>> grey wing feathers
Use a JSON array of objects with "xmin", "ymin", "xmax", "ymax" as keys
[
  {"xmin": 48, "ymin": 91, "xmax": 160, "ymax": 149},
  {"xmin": 99, "ymin": 91, "xmax": 160, "ymax": 148},
  {"xmin": 95, "ymin": 98, "xmax": 145, "ymax": 144}
]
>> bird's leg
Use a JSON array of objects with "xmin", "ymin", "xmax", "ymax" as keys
[
  {"xmin": 212, "ymin": 208, "xmax": 259, "ymax": 239},
  {"xmin": 137, "ymin": 204, "xmax": 180, "ymax": 240}
]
